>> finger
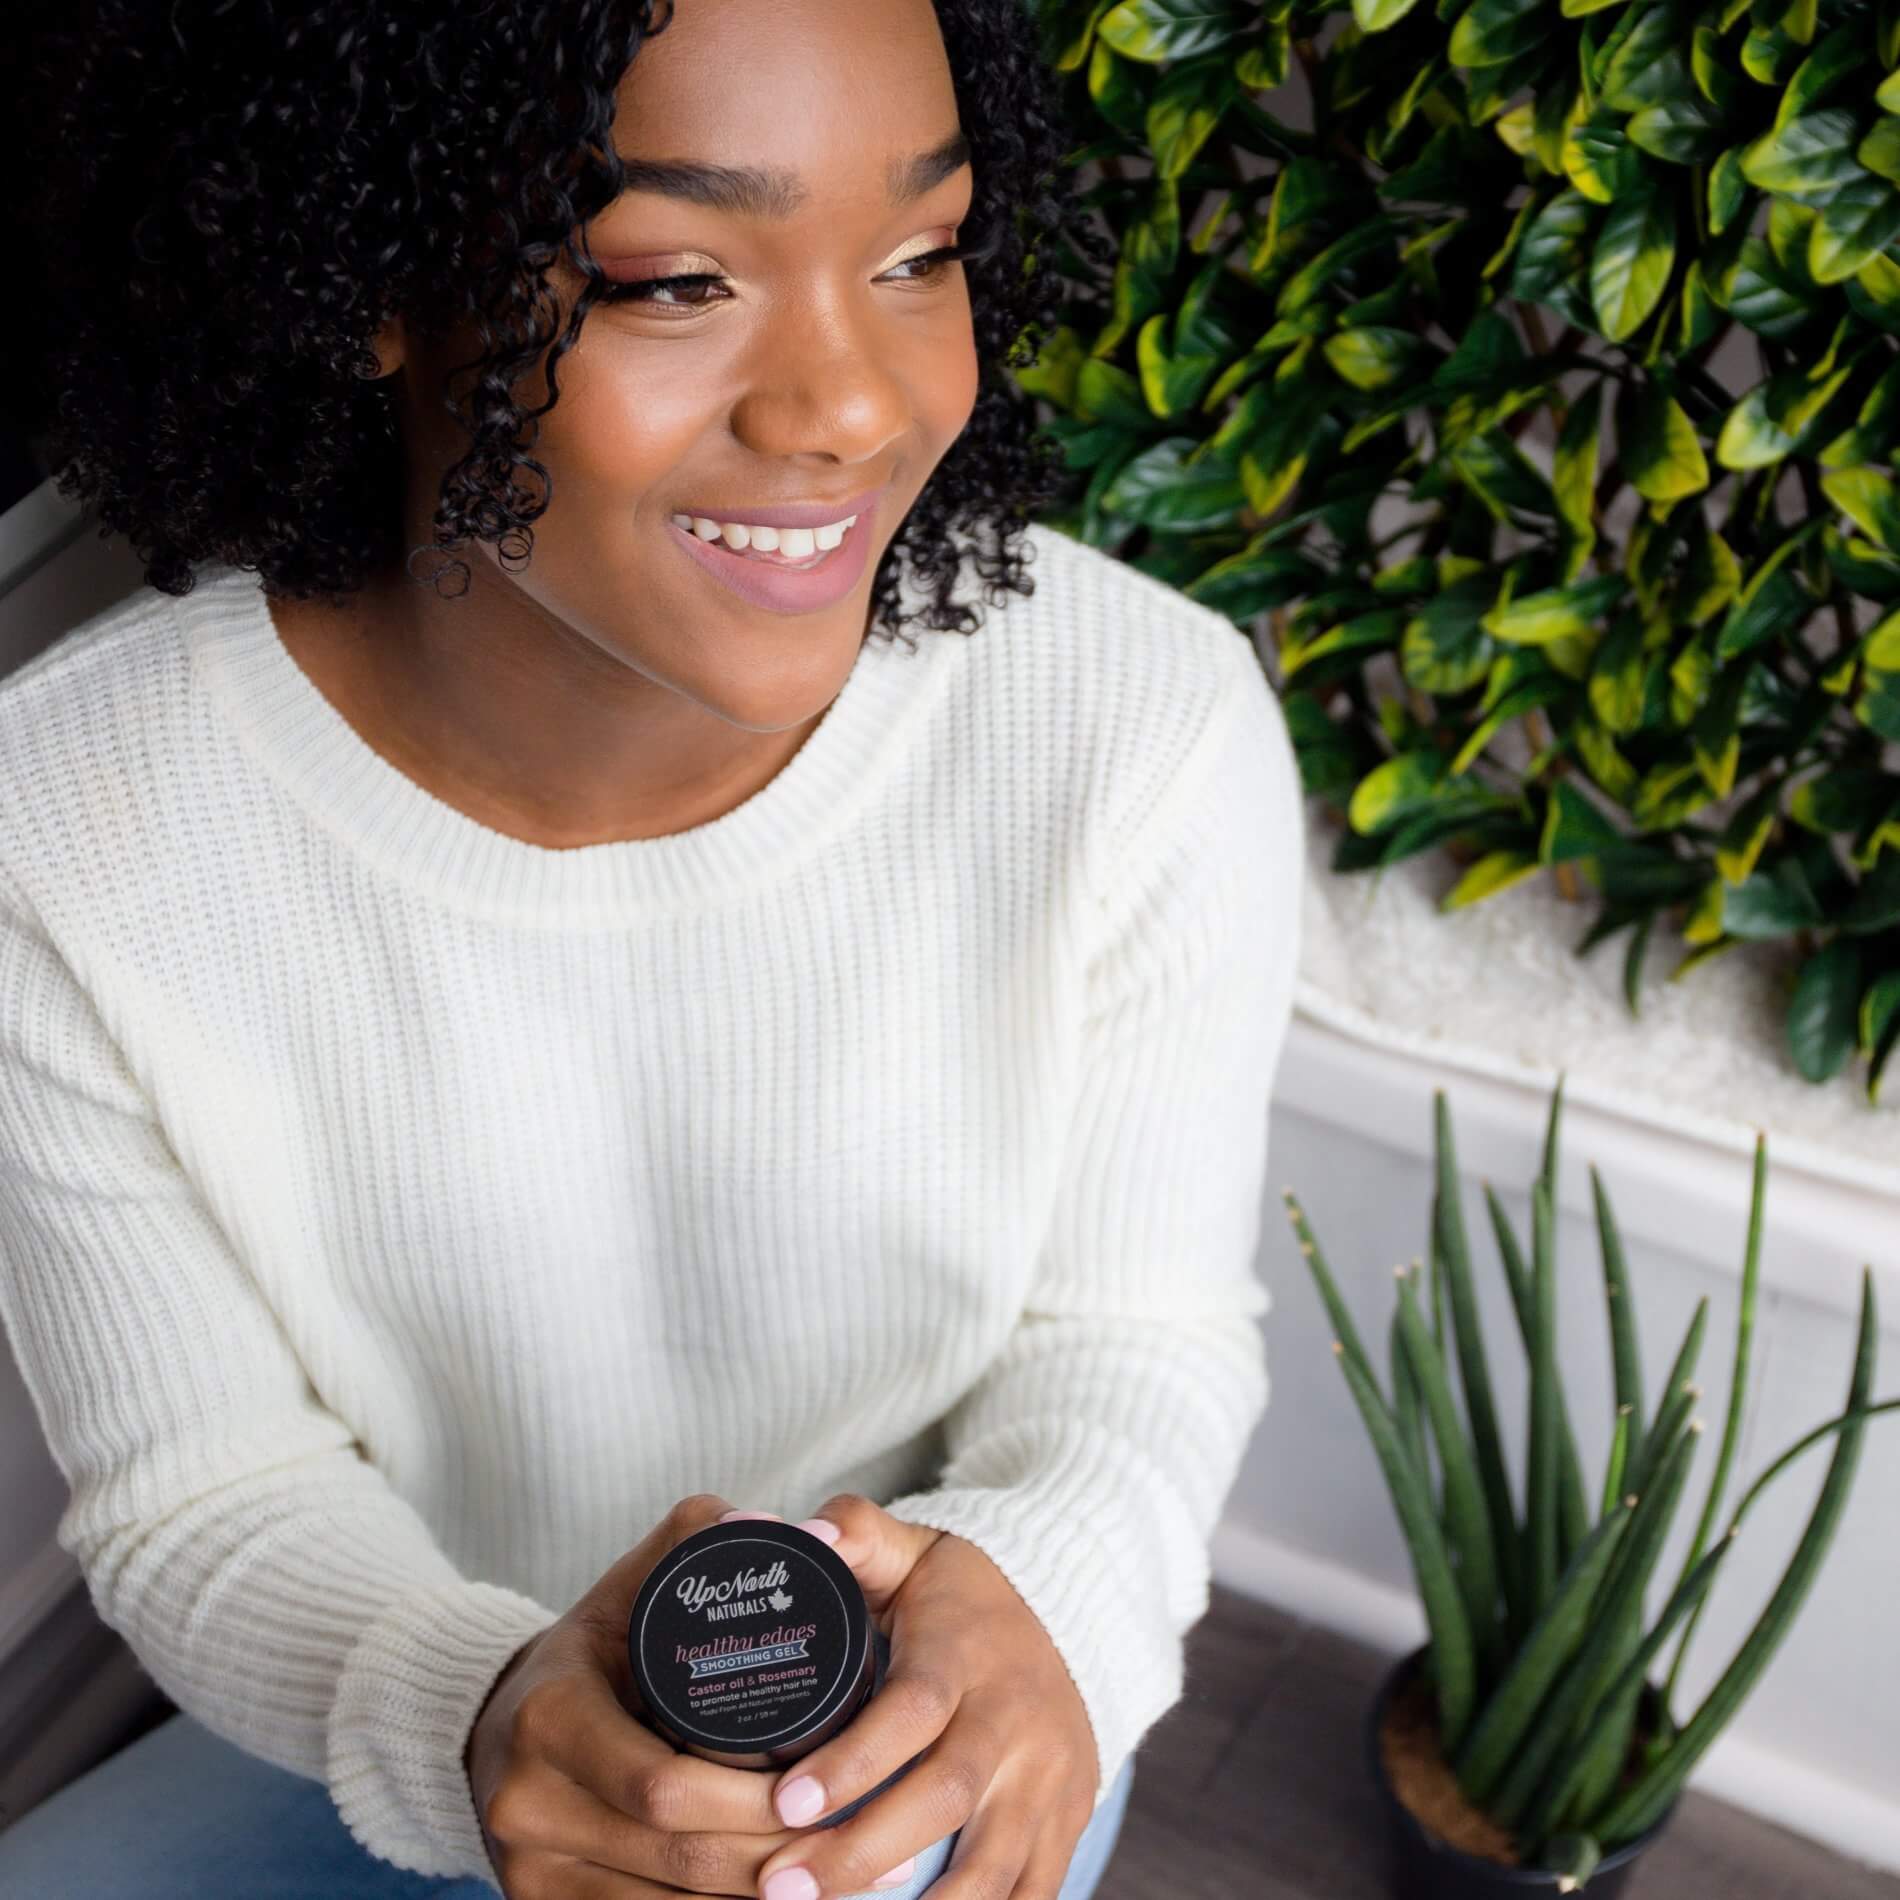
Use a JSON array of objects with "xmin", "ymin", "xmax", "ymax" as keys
[
  {"xmin": 552, "ymin": 1664, "xmax": 788, "ymax": 1836},
  {"xmin": 803, "ymin": 1494, "xmax": 943, "ymax": 1617},
  {"xmin": 767, "ymin": 1639, "xmax": 962, "ymax": 1831},
  {"xmin": 493, "ymin": 1768, "xmax": 792, "ymax": 1896},
  {"xmin": 756, "ymin": 1716, "xmax": 1002, "ymax": 1900},
  {"xmin": 557, "ymin": 1853, "xmax": 747, "ymax": 1900},
  {"xmin": 930, "ymin": 1780, "xmax": 1042, "ymax": 1900}
]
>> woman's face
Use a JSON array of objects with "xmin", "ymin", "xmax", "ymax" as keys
[{"xmin": 386, "ymin": 0, "xmax": 980, "ymax": 733}]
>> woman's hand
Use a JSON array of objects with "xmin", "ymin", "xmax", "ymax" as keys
[
  {"xmin": 748, "ymin": 1492, "xmax": 1102, "ymax": 1900},
  {"xmin": 466, "ymin": 1492, "xmax": 825, "ymax": 1897}
]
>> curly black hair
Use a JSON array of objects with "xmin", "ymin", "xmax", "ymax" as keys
[{"xmin": 6, "ymin": 1, "xmax": 1110, "ymax": 650}]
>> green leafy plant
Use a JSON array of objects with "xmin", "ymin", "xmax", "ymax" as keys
[
  {"xmin": 1019, "ymin": 0, "xmax": 1900, "ymax": 1099},
  {"xmin": 1280, "ymin": 1077, "xmax": 1895, "ymax": 1887}
]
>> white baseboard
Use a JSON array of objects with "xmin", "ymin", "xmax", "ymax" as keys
[{"xmin": 1209, "ymin": 1518, "xmax": 1900, "ymax": 1881}]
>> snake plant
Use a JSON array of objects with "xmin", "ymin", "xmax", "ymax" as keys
[{"xmin": 1283, "ymin": 1075, "xmax": 1896, "ymax": 1888}]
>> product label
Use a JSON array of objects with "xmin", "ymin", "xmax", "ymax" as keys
[{"xmin": 638, "ymin": 1534, "xmax": 860, "ymax": 1745}]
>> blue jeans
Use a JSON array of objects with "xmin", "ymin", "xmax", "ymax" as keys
[{"xmin": 0, "ymin": 1708, "xmax": 1136, "ymax": 1898}]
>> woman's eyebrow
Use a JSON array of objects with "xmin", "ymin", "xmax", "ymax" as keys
[{"xmin": 612, "ymin": 129, "xmax": 971, "ymax": 220}]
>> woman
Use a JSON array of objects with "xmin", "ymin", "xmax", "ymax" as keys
[{"xmin": 0, "ymin": 1, "xmax": 1306, "ymax": 1896}]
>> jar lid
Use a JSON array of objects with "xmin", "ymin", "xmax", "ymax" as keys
[{"xmin": 627, "ymin": 1519, "xmax": 873, "ymax": 1766}]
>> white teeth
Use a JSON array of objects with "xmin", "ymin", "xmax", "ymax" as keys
[{"xmin": 669, "ymin": 510, "xmax": 860, "ymax": 564}]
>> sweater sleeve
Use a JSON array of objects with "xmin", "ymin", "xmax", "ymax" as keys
[
  {"xmin": 0, "ymin": 868, "xmax": 558, "ymax": 1889},
  {"xmin": 880, "ymin": 633, "xmax": 1305, "ymax": 1815}
]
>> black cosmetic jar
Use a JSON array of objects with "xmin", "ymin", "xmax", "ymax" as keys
[{"xmin": 627, "ymin": 1518, "xmax": 919, "ymax": 1829}]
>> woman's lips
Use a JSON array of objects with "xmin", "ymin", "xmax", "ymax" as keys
[{"xmin": 665, "ymin": 494, "xmax": 881, "ymax": 616}]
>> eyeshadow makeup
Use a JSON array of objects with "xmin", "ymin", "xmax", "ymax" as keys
[{"xmin": 627, "ymin": 1517, "xmax": 919, "ymax": 1828}]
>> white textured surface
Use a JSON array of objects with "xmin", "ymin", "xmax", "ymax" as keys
[{"xmin": 1294, "ymin": 805, "xmax": 1900, "ymax": 1195}]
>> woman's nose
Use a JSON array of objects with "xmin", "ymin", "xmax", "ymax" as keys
[{"xmin": 728, "ymin": 312, "xmax": 912, "ymax": 467}]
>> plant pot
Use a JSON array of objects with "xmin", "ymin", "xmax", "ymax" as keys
[{"xmin": 1364, "ymin": 1644, "xmax": 1682, "ymax": 1898}]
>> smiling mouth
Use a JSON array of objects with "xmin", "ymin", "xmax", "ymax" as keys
[{"xmin": 668, "ymin": 515, "xmax": 860, "ymax": 570}]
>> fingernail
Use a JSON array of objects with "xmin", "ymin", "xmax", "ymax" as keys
[
  {"xmin": 721, "ymin": 1510, "xmax": 785, "ymax": 1522},
  {"xmin": 874, "ymin": 1857, "xmax": 918, "ymax": 1888},
  {"xmin": 794, "ymin": 1517, "xmax": 841, "ymax": 1545},
  {"xmin": 776, "ymin": 1773, "xmax": 826, "ymax": 1826},
  {"xmin": 763, "ymin": 1869, "xmax": 819, "ymax": 1900}
]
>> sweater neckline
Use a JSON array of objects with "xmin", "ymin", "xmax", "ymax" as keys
[{"xmin": 174, "ymin": 559, "xmax": 966, "ymax": 925}]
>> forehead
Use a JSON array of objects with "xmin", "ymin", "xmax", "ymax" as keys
[{"xmin": 609, "ymin": 0, "xmax": 960, "ymax": 203}]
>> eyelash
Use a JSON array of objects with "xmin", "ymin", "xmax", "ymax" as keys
[{"xmin": 597, "ymin": 244, "xmax": 971, "ymax": 311}]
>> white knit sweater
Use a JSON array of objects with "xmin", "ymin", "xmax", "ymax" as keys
[{"xmin": 0, "ymin": 521, "xmax": 1303, "ymax": 1886}]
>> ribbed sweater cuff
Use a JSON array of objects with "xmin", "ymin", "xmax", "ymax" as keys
[
  {"xmin": 326, "ymin": 1577, "xmax": 562, "ymax": 1889},
  {"xmin": 878, "ymin": 1473, "xmax": 1180, "ymax": 1817}
]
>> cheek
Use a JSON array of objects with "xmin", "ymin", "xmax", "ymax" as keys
[
  {"xmin": 919, "ymin": 309, "xmax": 982, "ymax": 441},
  {"xmin": 546, "ymin": 348, "xmax": 707, "ymax": 497}
]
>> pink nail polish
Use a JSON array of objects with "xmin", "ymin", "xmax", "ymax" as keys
[
  {"xmin": 776, "ymin": 1772, "xmax": 826, "ymax": 1826},
  {"xmin": 720, "ymin": 1509, "xmax": 785, "ymax": 1522},
  {"xmin": 793, "ymin": 1516, "xmax": 841, "ymax": 1545},
  {"xmin": 874, "ymin": 1857, "xmax": 917, "ymax": 1889}
]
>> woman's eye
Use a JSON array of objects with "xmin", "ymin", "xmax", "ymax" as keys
[
  {"xmin": 881, "ymin": 245, "xmax": 967, "ymax": 284},
  {"xmin": 601, "ymin": 273, "xmax": 727, "ymax": 309},
  {"xmin": 599, "ymin": 245, "xmax": 967, "ymax": 312}
]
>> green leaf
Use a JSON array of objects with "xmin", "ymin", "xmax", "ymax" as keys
[
  {"xmin": 1075, "ymin": 357, "xmax": 1155, "ymax": 429},
  {"xmin": 1622, "ymin": 382, "xmax": 1710, "ymax": 503},
  {"xmin": 1787, "ymin": 938, "xmax": 1862, "ymax": 1081},
  {"xmin": 1740, "ymin": 109, "xmax": 1867, "ymax": 193},
  {"xmin": 1588, "ymin": 612, "xmax": 1649, "ymax": 734},
  {"xmin": 1709, "ymin": 147, "xmax": 1750, "ymax": 234},
  {"xmin": 1099, "ymin": 436, "xmax": 1245, "ymax": 530},
  {"xmin": 1600, "ymin": 7, "xmax": 1689, "ymax": 110},
  {"xmin": 1632, "ymin": 760, "xmax": 1719, "ymax": 829},
  {"xmin": 1284, "ymin": 607, "xmax": 1408, "ymax": 678},
  {"xmin": 1723, "ymin": 858, "xmax": 1826, "ymax": 936},
  {"xmin": 1554, "ymin": 381, "xmax": 1604, "ymax": 571},
  {"xmin": 1146, "ymin": 52, "xmax": 1240, "ymax": 179},
  {"xmin": 1237, "ymin": 386, "xmax": 1331, "ymax": 518},
  {"xmin": 1513, "ymin": 190, "xmax": 1600, "ymax": 309},
  {"xmin": 1564, "ymin": 114, "xmax": 1646, "ymax": 204},
  {"xmin": 1775, "ymin": 21, "xmax": 1865, "ymax": 125},
  {"xmin": 1716, "ymin": 379, "xmax": 1805, "ymax": 469},
  {"xmin": 1541, "ymin": 780, "xmax": 1626, "ymax": 862},
  {"xmin": 1443, "ymin": 848, "xmax": 1542, "ymax": 907},
  {"xmin": 1724, "ymin": 238, "xmax": 1823, "ymax": 339},
  {"xmin": 1098, "ymin": 0, "xmax": 1244, "ymax": 62},
  {"xmin": 1324, "ymin": 325, "xmax": 1431, "ymax": 389},
  {"xmin": 1486, "ymin": 576, "xmax": 1626, "ymax": 645},
  {"xmin": 1861, "ymin": 116, "xmax": 1900, "ymax": 184},
  {"xmin": 1451, "ymin": 0, "xmax": 1552, "ymax": 67},
  {"xmin": 1823, "ymin": 467, "xmax": 1900, "ymax": 550},
  {"xmin": 1088, "ymin": 34, "xmax": 1154, "ymax": 135},
  {"xmin": 1351, "ymin": 749, "xmax": 1450, "ymax": 833},
  {"xmin": 1691, "ymin": 660, "xmax": 1751, "ymax": 796},
  {"xmin": 1714, "ymin": 786, "xmax": 1780, "ymax": 888},
  {"xmin": 1864, "ymin": 973, "xmax": 1900, "ymax": 1100},
  {"xmin": 1591, "ymin": 189, "xmax": 1677, "ymax": 342},
  {"xmin": 1184, "ymin": 543, "xmax": 1323, "ymax": 620},
  {"xmin": 1403, "ymin": 580, "xmax": 1500, "ymax": 692},
  {"xmin": 1628, "ymin": 93, "xmax": 1729, "ymax": 166}
]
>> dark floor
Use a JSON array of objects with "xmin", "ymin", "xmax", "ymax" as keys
[{"xmin": 1096, "ymin": 1582, "xmax": 1900, "ymax": 1900}]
